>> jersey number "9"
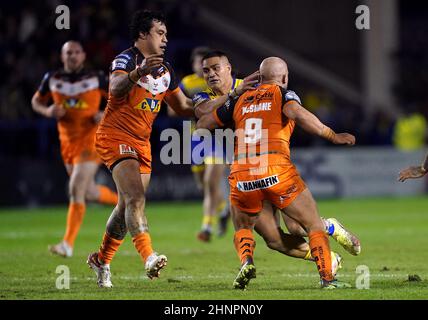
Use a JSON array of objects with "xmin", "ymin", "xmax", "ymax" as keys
[{"xmin": 244, "ymin": 118, "xmax": 262, "ymax": 144}]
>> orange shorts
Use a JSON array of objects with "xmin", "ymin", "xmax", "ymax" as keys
[
  {"xmin": 95, "ymin": 133, "xmax": 152, "ymax": 174},
  {"xmin": 60, "ymin": 138, "xmax": 100, "ymax": 166},
  {"xmin": 229, "ymin": 165, "xmax": 306, "ymax": 214}
]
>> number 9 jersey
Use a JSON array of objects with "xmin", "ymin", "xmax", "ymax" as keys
[
  {"xmin": 212, "ymin": 84, "xmax": 306, "ymax": 213},
  {"xmin": 213, "ymin": 84, "xmax": 302, "ymax": 173}
]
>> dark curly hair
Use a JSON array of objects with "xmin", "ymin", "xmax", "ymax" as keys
[{"xmin": 129, "ymin": 10, "xmax": 166, "ymax": 41}]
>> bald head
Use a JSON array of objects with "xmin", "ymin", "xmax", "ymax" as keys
[
  {"xmin": 61, "ymin": 41, "xmax": 86, "ymax": 72},
  {"xmin": 259, "ymin": 57, "xmax": 288, "ymax": 86}
]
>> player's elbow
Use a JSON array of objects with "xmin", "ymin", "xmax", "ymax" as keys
[{"xmin": 31, "ymin": 94, "xmax": 40, "ymax": 111}]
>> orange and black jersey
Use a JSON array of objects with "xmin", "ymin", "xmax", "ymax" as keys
[
  {"xmin": 213, "ymin": 84, "xmax": 302, "ymax": 170},
  {"xmin": 36, "ymin": 68, "xmax": 108, "ymax": 143},
  {"xmin": 97, "ymin": 46, "xmax": 179, "ymax": 142}
]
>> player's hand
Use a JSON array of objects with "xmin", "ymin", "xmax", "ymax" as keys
[
  {"xmin": 46, "ymin": 104, "xmax": 66, "ymax": 119},
  {"xmin": 332, "ymin": 133, "xmax": 355, "ymax": 145},
  {"xmin": 93, "ymin": 111, "xmax": 104, "ymax": 124},
  {"xmin": 398, "ymin": 166, "xmax": 427, "ymax": 182},
  {"xmin": 235, "ymin": 71, "xmax": 260, "ymax": 95},
  {"xmin": 137, "ymin": 54, "xmax": 164, "ymax": 77}
]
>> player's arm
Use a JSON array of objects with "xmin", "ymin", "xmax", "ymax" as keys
[
  {"xmin": 283, "ymin": 100, "xmax": 355, "ymax": 145},
  {"xmin": 194, "ymin": 95, "xmax": 230, "ymax": 119},
  {"xmin": 31, "ymin": 72, "xmax": 65, "ymax": 119},
  {"xmin": 31, "ymin": 93, "xmax": 64, "ymax": 119},
  {"xmin": 110, "ymin": 54, "xmax": 164, "ymax": 98},
  {"xmin": 196, "ymin": 97, "xmax": 236, "ymax": 130},
  {"xmin": 164, "ymin": 89, "xmax": 194, "ymax": 117},
  {"xmin": 398, "ymin": 153, "xmax": 428, "ymax": 182},
  {"xmin": 194, "ymin": 71, "xmax": 259, "ymax": 119}
]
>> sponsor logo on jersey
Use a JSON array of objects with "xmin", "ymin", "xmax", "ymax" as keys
[
  {"xmin": 236, "ymin": 174, "xmax": 279, "ymax": 192},
  {"xmin": 134, "ymin": 98, "xmax": 161, "ymax": 112},
  {"xmin": 242, "ymin": 102, "xmax": 272, "ymax": 115},
  {"xmin": 119, "ymin": 144, "xmax": 137, "ymax": 156},
  {"xmin": 63, "ymin": 98, "xmax": 88, "ymax": 109},
  {"xmin": 112, "ymin": 58, "xmax": 129, "ymax": 70},
  {"xmin": 279, "ymin": 185, "xmax": 298, "ymax": 204},
  {"xmin": 255, "ymin": 92, "xmax": 274, "ymax": 100}
]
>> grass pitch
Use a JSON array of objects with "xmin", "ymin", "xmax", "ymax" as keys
[{"xmin": 1, "ymin": 197, "xmax": 428, "ymax": 300}]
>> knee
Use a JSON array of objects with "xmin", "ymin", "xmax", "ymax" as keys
[
  {"xmin": 203, "ymin": 175, "xmax": 213, "ymax": 191},
  {"xmin": 265, "ymin": 238, "xmax": 282, "ymax": 252},
  {"xmin": 85, "ymin": 186, "xmax": 99, "ymax": 201},
  {"xmin": 69, "ymin": 177, "xmax": 86, "ymax": 200},
  {"xmin": 122, "ymin": 191, "xmax": 145, "ymax": 209}
]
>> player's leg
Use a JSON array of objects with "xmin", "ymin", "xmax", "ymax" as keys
[
  {"xmin": 282, "ymin": 189, "xmax": 350, "ymax": 288},
  {"xmin": 191, "ymin": 165, "xmax": 205, "ymax": 191},
  {"xmin": 49, "ymin": 161, "xmax": 98, "ymax": 257},
  {"xmin": 198, "ymin": 163, "xmax": 225, "ymax": 241},
  {"xmin": 232, "ymin": 205, "xmax": 259, "ymax": 290},
  {"xmin": 281, "ymin": 209, "xmax": 361, "ymax": 256},
  {"xmin": 112, "ymin": 159, "xmax": 167, "ymax": 279},
  {"xmin": 255, "ymin": 203, "xmax": 343, "ymax": 276},
  {"xmin": 85, "ymin": 176, "xmax": 118, "ymax": 206},
  {"xmin": 87, "ymin": 192, "xmax": 126, "ymax": 288},
  {"xmin": 255, "ymin": 201, "xmax": 309, "ymax": 259},
  {"xmin": 217, "ymin": 171, "xmax": 231, "ymax": 237}
]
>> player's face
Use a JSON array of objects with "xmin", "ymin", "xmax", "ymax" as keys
[
  {"xmin": 145, "ymin": 21, "xmax": 168, "ymax": 55},
  {"xmin": 202, "ymin": 56, "xmax": 232, "ymax": 90},
  {"xmin": 61, "ymin": 42, "xmax": 85, "ymax": 72}
]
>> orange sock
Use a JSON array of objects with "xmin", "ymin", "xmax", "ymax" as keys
[
  {"xmin": 97, "ymin": 185, "xmax": 118, "ymax": 205},
  {"xmin": 132, "ymin": 232, "xmax": 154, "ymax": 262},
  {"xmin": 98, "ymin": 233, "xmax": 123, "ymax": 265},
  {"xmin": 309, "ymin": 230, "xmax": 333, "ymax": 282},
  {"xmin": 63, "ymin": 202, "xmax": 86, "ymax": 247},
  {"xmin": 233, "ymin": 229, "xmax": 256, "ymax": 265}
]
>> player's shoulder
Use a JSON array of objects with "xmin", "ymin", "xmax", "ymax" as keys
[
  {"xmin": 111, "ymin": 47, "xmax": 139, "ymax": 72},
  {"xmin": 45, "ymin": 69, "xmax": 64, "ymax": 80},
  {"xmin": 114, "ymin": 47, "xmax": 137, "ymax": 61},
  {"xmin": 279, "ymin": 87, "xmax": 302, "ymax": 105}
]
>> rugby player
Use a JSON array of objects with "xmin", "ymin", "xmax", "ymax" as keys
[
  {"xmin": 195, "ymin": 52, "xmax": 360, "ymax": 255},
  {"xmin": 32, "ymin": 41, "xmax": 118, "ymax": 258},
  {"xmin": 192, "ymin": 51, "xmax": 246, "ymax": 241},
  {"xmin": 197, "ymin": 57, "xmax": 356, "ymax": 289},
  {"xmin": 86, "ymin": 10, "xmax": 194, "ymax": 288}
]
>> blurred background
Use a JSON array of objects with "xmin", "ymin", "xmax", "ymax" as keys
[{"xmin": 1, "ymin": 0, "xmax": 428, "ymax": 206}]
